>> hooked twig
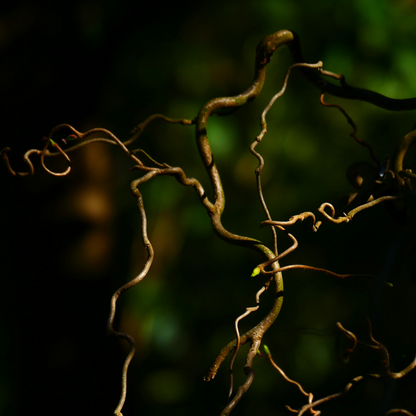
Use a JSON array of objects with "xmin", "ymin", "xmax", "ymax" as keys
[
  {"xmin": 298, "ymin": 319, "xmax": 416, "ymax": 415},
  {"xmin": 318, "ymin": 196, "xmax": 401, "ymax": 224},
  {"xmin": 255, "ymin": 61, "xmax": 324, "ymax": 143},
  {"xmin": 263, "ymin": 344, "xmax": 309, "ymax": 397},
  {"xmin": 336, "ymin": 322, "xmax": 357, "ymax": 361},
  {"xmin": 319, "ymin": 81, "xmax": 380, "ymax": 168},
  {"xmin": 228, "ymin": 305, "xmax": 259, "ymax": 397},
  {"xmin": 263, "ymin": 345, "xmax": 321, "ymax": 415},
  {"xmin": 40, "ymin": 138, "xmax": 71, "ymax": 176},
  {"xmin": 297, "ymin": 373, "xmax": 381, "ymax": 416},
  {"xmin": 1, "ymin": 147, "xmax": 40, "ymax": 176},
  {"xmin": 264, "ymin": 194, "xmax": 401, "ymax": 238},
  {"xmin": 251, "ymin": 61, "xmax": 323, "ymax": 255},
  {"xmin": 364, "ymin": 317, "xmax": 416, "ymax": 379},
  {"xmin": 252, "ymin": 226, "xmax": 298, "ymax": 275}
]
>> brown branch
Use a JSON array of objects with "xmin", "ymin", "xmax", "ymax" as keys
[
  {"xmin": 204, "ymin": 257, "xmax": 284, "ymax": 382},
  {"xmin": 263, "ymin": 194, "xmax": 401, "ymax": 239},
  {"xmin": 262, "ymin": 212, "xmax": 317, "ymax": 232},
  {"xmin": 251, "ymin": 61, "xmax": 323, "ymax": 255},
  {"xmin": 385, "ymin": 410, "xmax": 415, "ymax": 416},
  {"xmin": 297, "ymin": 373, "xmax": 381, "ymax": 416},
  {"xmin": 399, "ymin": 169, "xmax": 416, "ymax": 180},
  {"xmin": 318, "ymin": 196, "xmax": 401, "ymax": 224},
  {"xmin": 263, "ymin": 345, "xmax": 310, "ymax": 397},
  {"xmin": 337, "ymin": 322, "xmax": 357, "ymax": 361},
  {"xmin": 4, "ymin": 29, "xmax": 415, "ymax": 416},
  {"xmin": 220, "ymin": 339, "xmax": 261, "ymax": 416},
  {"xmin": 364, "ymin": 317, "xmax": 416, "ymax": 380},
  {"xmin": 1, "ymin": 147, "xmax": 40, "ymax": 176},
  {"xmin": 288, "ymin": 31, "xmax": 416, "ymax": 111},
  {"xmin": 319, "ymin": 81, "xmax": 380, "ymax": 167},
  {"xmin": 298, "ymin": 320, "xmax": 416, "ymax": 416},
  {"xmin": 106, "ymin": 178, "xmax": 155, "ymax": 416},
  {"xmin": 263, "ymin": 345, "xmax": 323, "ymax": 415},
  {"xmin": 228, "ymin": 305, "xmax": 259, "ymax": 397},
  {"xmin": 254, "ymin": 61, "xmax": 323, "ymax": 143},
  {"xmin": 393, "ymin": 129, "xmax": 416, "ymax": 189},
  {"xmin": 255, "ymin": 227, "xmax": 298, "ymax": 274},
  {"xmin": 260, "ymin": 263, "xmax": 386, "ymax": 283},
  {"xmin": 127, "ymin": 114, "xmax": 195, "ymax": 146},
  {"xmin": 1, "ymin": 115, "xmax": 194, "ymax": 176},
  {"xmin": 40, "ymin": 138, "xmax": 72, "ymax": 176}
]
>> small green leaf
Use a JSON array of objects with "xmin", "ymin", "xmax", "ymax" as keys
[
  {"xmin": 263, "ymin": 345, "xmax": 270, "ymax": 356},
  {"xmin": 385, "ymin": 281, "xmax": 393, "ymax": 288},
  {"xmin": 251, "ymin": 267, "xmax": 261, "ymax": 277}
]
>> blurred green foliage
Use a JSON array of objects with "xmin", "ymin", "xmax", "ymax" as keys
[{"xmin": 1, "ymin": 1, "xmax": 416, "ymax": 415}]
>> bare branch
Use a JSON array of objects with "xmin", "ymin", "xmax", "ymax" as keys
[{"xmin": 106, "ymin": 180, "xmax": 155, "ymax": 416}]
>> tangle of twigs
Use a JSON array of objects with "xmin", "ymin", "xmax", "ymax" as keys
[{"xmin": 2, "ymin": 29, "xmax": 416, "ymax": 416}]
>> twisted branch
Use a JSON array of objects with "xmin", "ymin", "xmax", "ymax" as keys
[
  {"xmin": 3, "ymin": 29, "xmax": 416, "ymax": 416},
  {"xmin": 106, "ymin": 178, "xmax": 154, "ymax": 416},
  {"xmin": 294, "ymin": 319, "xmax": 416, "ymax": 415}
]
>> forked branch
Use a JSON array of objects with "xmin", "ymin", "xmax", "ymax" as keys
[{"xmin": 2, "ymin": 29, "xmax": 416, "ymax": 416}]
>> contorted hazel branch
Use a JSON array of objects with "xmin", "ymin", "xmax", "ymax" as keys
[
  {"xmin": 258, "ymin": 320, "xmax": 416, "ymax": 416},
  {"xmin": 222, "ymin": 60, "xmax": 326, "ymax": 411},
  {"xmin": 2, "ymin": 29, "xmax": 416, "ymax": 416},
  {"xmin": 263, "ymin": 345, "xmax": 320, "ymax": 415},
  {"xmin": 295, "ymin": 319, "xmax": 416, "ymax": 415},
  {"xmin": 253, "ymin": 195, "xmax": 400, "ymax": 284}
]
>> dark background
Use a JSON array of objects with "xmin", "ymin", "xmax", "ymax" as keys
[{"xmin": 1, "ymin": 1, "xmax": 416, "ymax": 415}]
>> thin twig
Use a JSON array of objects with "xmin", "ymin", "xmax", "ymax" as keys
[
  {"xmin": 319, "ymin": 82, "xmax": 380, "ymax": 167},
  {"xmin": 228, "ymin": 305, "xmax": 259, "ymax": 397},
  {"xmin": 106, "ymin": 179, "xmax": 154, "ymax": 416}
]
